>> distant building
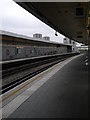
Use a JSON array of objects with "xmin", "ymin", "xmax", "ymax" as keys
[
  {"xmin": 77, "ymin": 45, "xmax": 88, "ymax": 51},
  {"xmin": 63, "ymin": 37, "xmax": 78, "ymax": 52},
  {"xmin": 71, "ymin": 40, "xmax": 77, "ymax": 52},
  {"xmin": 33, "ymin": 33, "xmax": 42, "ymax": 39},
  {"xmin": 43, "ymin": 36, "xmax": 50, "ymax": 41}
]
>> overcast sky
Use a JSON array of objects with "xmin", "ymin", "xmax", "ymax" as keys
[{"xmin": 0, "ymin": 0, "xmax": 67, "ymax": 43}]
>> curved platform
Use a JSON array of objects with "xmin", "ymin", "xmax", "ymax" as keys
[{"xmin": 3, "ymin": 54, "xmax": 88, "ymax": 118}]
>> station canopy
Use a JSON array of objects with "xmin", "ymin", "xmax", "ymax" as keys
[{"xmin": 15, "ymin": 1, "xmax": 90, "ymax": 45}]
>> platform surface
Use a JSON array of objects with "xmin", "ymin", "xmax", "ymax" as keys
[{"xmin": 8, "ymin": 54, "xmax": 88, "ymax": 118}]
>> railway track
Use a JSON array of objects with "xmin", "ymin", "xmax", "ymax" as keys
[
  {"xmin": 2, "ymin": 55, "xmax": 64, "ymax": 78},
  {"xmin": 0, "ymin": 53, "xmax": 79, "ymax": 94}
]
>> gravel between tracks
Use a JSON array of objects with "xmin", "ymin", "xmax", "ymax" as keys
[{"xmin": 2, "ymin": 59, "xmax": 61, "ymax": 87}]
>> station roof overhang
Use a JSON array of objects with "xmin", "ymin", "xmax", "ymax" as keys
[{"xmin": 15, "ymin": 1, "xmax": 89, "ymax": 45}]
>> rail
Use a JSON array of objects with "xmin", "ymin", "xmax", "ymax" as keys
[{"xmin": 1, "ymin": 52, "xmax": 79, "ymax": 94}]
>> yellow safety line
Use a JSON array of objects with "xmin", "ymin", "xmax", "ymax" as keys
[{"xmin": 0, "ymin": 63, "xmax": 58, "ymax": 103}]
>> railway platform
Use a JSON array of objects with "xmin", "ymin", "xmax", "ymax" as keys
[{"xmin": 1, "ymin": 54, "xmax": 88, "ymax": 119}]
